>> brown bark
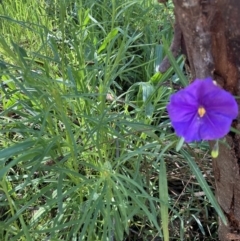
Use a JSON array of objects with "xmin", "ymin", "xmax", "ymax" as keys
[{"xmin": 163, "ymin": 0, "xmax": 240, "ymax": 240}]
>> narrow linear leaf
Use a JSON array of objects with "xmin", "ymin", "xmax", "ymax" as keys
[
  {"xmin": 162, "ymin": 38, "xmax": 188, "ymax": 86},
  {"xmin": 159, "ymin": 158, "xmax": 169, "ymax": 241},
  {"xmin": 181, "ymin": 149, "xmax": 227, "ymax": 225},
  {"xmin": 98, "ymin": 28, "xmax": 119, "ymax": 53},
  {"xmin": 0, "ymin": 140, "xmax": 35, "ymax": 159},
  {"xmin": 176, "ymin": 137, "xmax": 185, "ymax": 152}
]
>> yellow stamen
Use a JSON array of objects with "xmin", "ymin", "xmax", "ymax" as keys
[{"xmin": 198, "ymin": 106, "xmax": 206, "ymax": 118}]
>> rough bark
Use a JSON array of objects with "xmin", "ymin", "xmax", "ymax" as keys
[{"xmin": 163, "ymin": 0, "xmax": 240, "ymax": 240}]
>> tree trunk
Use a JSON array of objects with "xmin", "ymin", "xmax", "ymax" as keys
[{"xmin": 165, "ymin": 0, "xmax": 240, "ymax": 240}]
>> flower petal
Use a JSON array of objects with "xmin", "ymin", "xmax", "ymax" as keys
[
  {"xmin": 172, "ymin": 115, "xmax": 202, "ymax": 142},
  {"xmin": 167, "ymin": 90, "xmax": 198, "ymax": 122},
  {"xmin": 197, "ymin": 77, "xmax": 221, "ymax": 99},
  {"xmin": 199, "ymin": 112, "xmax": 233, "ymax": 140},
  {"xmin": 203, "ymin": 89, "xmax": 238, "ymax": 119},
  {"xmin": 180, "ymin": 78, "xmax": 214, "ymax": 101},
  {"xmin": 166, "ymin": 77, "xmax": 238, "ymax": 142}
]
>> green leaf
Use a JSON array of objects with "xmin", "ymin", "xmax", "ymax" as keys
[
  {"xmin": 155, "ymin": 44, "xmax": 164, "ymax": 69},
  {"xmin": 141, "ymin": 82, "xmax": 154, "ymax": 117},
  {"xmin": 159, "ymin": 158, "xmax": 169, "ymax": 241},
  {"xmin": 98, "ymin": 28, "xmax": 119, "ymax": 53},
  {"xmin": 162, "ymin": 38, "xmax": 188, "ymax": 87},
  {"xmin": 0, "ymin": 140, "xmax": 35, "ymax": 160},
  {"xmin": 181, "ymin": 149, "xmax": 227, "ymax": 225},
  {"xmin": 176, "ymin": 137, "xmax": 185, "ymax": 152},
  {"xmin": 230, "ymin": 126, "xmax": 240, "ymax": 135},
  {"xmin": 123, "ymin": 122, "xmax": 159, "ymax": 140},
  {"xmin": 149, "ymin": 72, "xmax": 162, "ymax": 84}
]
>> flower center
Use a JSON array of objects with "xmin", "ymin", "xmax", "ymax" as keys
[{"xmin": 198, "ymin": 106, "xmax": 206, "ymax": 118}]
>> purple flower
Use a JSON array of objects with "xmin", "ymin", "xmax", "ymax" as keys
[{"xmin": 167, "ymin": 77, "xmax": 238, "ymax": 142}]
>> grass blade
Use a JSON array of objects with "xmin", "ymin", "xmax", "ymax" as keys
[
  {"xmin": 181, "ymin": 149, "xmax": 227, "ymax": 225},
  {"xmin": 159, "ymin": 158, "xmax": 169, "ymax": 241}
]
